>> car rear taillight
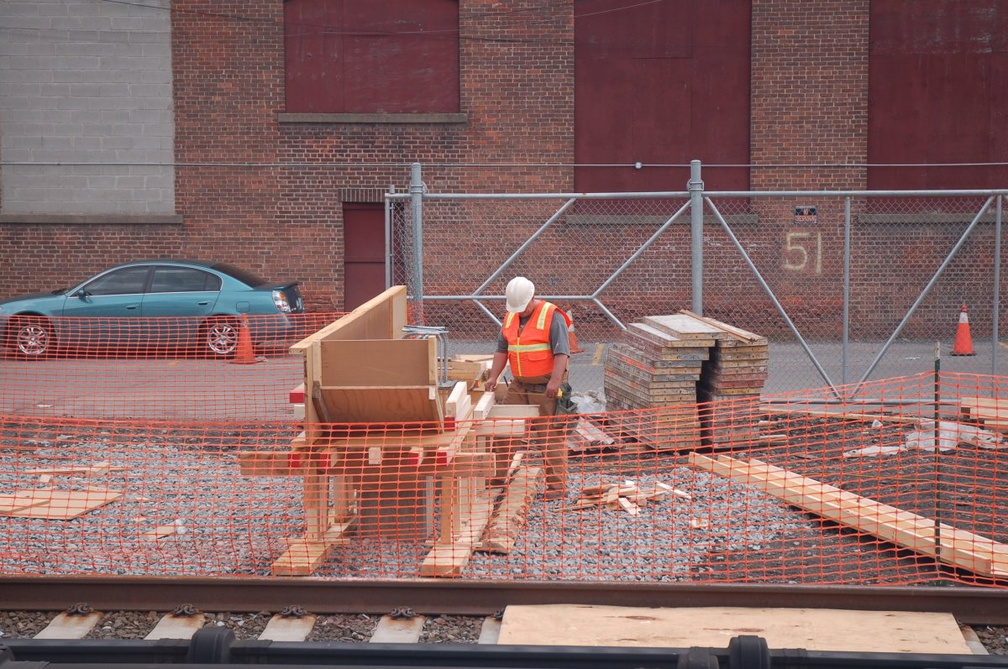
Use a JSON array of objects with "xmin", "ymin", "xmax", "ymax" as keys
[{"xmin": 272, "ymin": 290, "xmax": 292, "ymax": 313}]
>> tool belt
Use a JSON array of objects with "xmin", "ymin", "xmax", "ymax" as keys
[{"xmin": 513, "ymin": 377, "xmax": 578, "ymax": 415}]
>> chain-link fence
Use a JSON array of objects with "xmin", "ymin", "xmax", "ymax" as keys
[{"xmin": 389, "ymin": 165, "xmax": 1006, "ymax": 395}]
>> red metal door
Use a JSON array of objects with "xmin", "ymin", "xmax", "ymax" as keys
[{"xmin": 343, "ymin": 203, "xmax": 386, "ymax": 310}]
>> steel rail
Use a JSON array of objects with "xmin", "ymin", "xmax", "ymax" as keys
[{"xmin": 1, "ymin": 577, "xmax": 1006, "ymax": 625}]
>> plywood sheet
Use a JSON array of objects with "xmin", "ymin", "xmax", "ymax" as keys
[
  {"xmin": 319, "ymin": 386, "xmax": 441, "ymax": 424},
  {"xmin": 319, "ymin": 338, "xmax": 436, "ymax": 386},
  {"xmin": 498, "ymin": 605, "xmax": 973, "ymax": 654},
  {"xmin": 290, "ymin": 285, "xmax": 407, "ymax": 353}
]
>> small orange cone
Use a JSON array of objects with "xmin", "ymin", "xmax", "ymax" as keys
[
  {"xmin": 951, "ymin": 304, "xmax": 975, "ymax": 356},
  {"xmin": 231, "ymin": 314, "xmax": 258, "ymax": 364},
  {"xmin": 563, "ymin": 307, "xmax": 584, "ymax": 354}
]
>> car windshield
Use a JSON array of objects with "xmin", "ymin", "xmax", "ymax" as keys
[{"xmin": 209, "ymin": 262, "xmax": 269, "ymax": 288}]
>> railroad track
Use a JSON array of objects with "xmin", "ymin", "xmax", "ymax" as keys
[{"xmin": 2, "ymin": 577, "xmax": 1008, "ymax": 667}]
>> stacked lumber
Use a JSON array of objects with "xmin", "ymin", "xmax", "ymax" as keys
[
  {"xmin": 572, "ymin": 480, "xmax": 691, "ymax": 516},
  {"xmin": 603, "ymin": 311, "xmax": 768, "ymax": 448},
  {"xmin": 686, "ymin": 313, "xmax": 768, "ymax": 444},
  {"xmin": 602, "ymin": 321, "xmax": 708, "ymax": 448}
]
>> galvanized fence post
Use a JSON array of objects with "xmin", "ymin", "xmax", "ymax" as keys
[
  {"xmin": 995, "ymin": 195, "xmax": 1003, "ymax": 376},
  {"xmin": 689, "ymin": 159, "xmax": 704, "ymax": 315},
  {"xmin": 410, "ymin": 162, "xmax": 425, "ymax": 310}
]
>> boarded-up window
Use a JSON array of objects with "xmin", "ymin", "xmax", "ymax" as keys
[
  {"xmin": 869, "ymin": 1, "xmax": 1008, "ymax": 189},
  {"xmin": 574, "ymin": 0, "xmax": 751, "ymax": 192},
  {"xmin": 284, "ymin": 0, "xmax": 460, "ymax": 113}
]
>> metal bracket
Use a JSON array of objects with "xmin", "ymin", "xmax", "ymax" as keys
[{"xmin": 402, "ymin": 325, "xmax": 452, "ymax": 388}]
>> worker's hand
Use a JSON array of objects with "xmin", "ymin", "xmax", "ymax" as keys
[
  {"xmin": 485, "ymin": 377, "xmax": 498, "ymax": 393},
  {"xmin": 545, "ymin": 378, "xmax": 562, "ymax": 399}
]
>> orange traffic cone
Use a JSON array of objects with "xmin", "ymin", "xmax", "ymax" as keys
[
  {"xmin": 563, "ymin": 307, "xmax": 584, "ymax": 354},
  {"xmin": 951, "ymin": 304, "xmax": 975, "ymax": 356},
  {"xmin": 231, "ymin": 314, "xmax": 258, "ymax": 364}
]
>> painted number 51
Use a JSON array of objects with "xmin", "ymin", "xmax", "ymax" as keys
[{"xmin": 783, "ymin": 231, "xmax": 822, "ymax": 275}]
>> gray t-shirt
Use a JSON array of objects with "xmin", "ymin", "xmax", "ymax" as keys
[{"xmin": 495, "ymin": 306, "xmax": 571, "ymax": 357}]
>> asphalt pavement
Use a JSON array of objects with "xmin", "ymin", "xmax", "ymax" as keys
[{"xmin": 0, "ymin": 339, "xmax": 1002, "ymax": 423}]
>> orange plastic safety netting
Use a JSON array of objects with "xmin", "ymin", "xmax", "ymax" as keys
[
  {"xmin": 1, "ymin": 370, "xmax": 1006, "ymax": 586},
  {"xmin": 0, "ymin": 314, "xmax": 341, "ymax": 421}
]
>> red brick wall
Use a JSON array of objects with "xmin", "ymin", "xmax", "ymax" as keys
[{"xmin": 1, "ymin": 1, "xmax": 1003, "ymax": 340}]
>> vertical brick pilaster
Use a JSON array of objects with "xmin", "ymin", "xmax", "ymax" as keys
[{"xmin": 750, "ymin": 0, "xmax": 870, "ymax": 190}]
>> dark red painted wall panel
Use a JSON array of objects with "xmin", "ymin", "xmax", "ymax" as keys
[
  {"xmin": 574, "ymin": 0, "xmax": 750, "ymax": 192},
  {"xmin": 868, "ymin": 0, "xmax": 1008, "ymax": 189},
  {"xmin": 285, "ymin": 0, "xmax": 459, "ymax": 113}
]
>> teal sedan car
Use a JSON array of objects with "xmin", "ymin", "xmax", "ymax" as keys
[{"xmin": 0, "ymin": 260, "xmax": 305, "ymax": 358}]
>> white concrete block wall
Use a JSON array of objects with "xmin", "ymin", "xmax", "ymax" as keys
[{"xmin": 0, "ymin": 0, "xmax": 175, "ymax": 215}]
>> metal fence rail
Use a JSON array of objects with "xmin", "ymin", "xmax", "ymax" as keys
[{"xmin": 389, "ymin": 162, "xmax": 1006, "ymax": 393}]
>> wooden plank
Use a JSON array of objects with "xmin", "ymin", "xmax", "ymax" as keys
[
  {"xmin": 319, "ymin": 338, "xmax": 437, "ymax": 387},
  {"xmin": 487, "ymin": 405, "xmax": 542, "ymax": 418},
  {"xmin": 497, "ymin": 605, "xmax": 974, "ymax": 654},
  {"xmin": 568, "ymin": 417, "xmax": 617, "ymax": 452},
  {"xmin": 290, "ymin": 285, "xmax": 407, "ymax": 354},
  {"xmin": 689, "ymin": 453, "xmax": 1008, "ymax": 579},
  {"xmin": 445, "ymin": 381, "xmax": 471, "ymax": 419},
  {"xmin": 34, "ymin": 612, "xmax": 103, "ymax": 639},
  {"xmin": 678, "ymin": 309, "xmax": 766, "ymax": 343},
  {"xmin": 270, "ymin": 520, "xmax": 355, "ymax": 576},
  {"xmin": 758, "ymin": 405, "xmax": 921, "ymax": 424},
  {"xmin": 641, "ymin": 314, "xmax": 720, "ymax": 343},
  {"xmin": 319, "ymin": 386, "xmax": 442, "ymax": 424},
  {"xmin": 608, "ymin": 343, "xmax": 706, "ymax": 370},
  {"xmin": 472, "ymin": 391, "xmax": 496, "ymax": 419},
  {"xmin": 480, "ymin": 465, "xmax": 542, "ymax": 554},
  {"xmin": 258, "ymin": 614, "xmax": 317, "ymax": 642},
  {"xmin": 420, "ymin": 541, "xmax": 472, "ymax": 577},
  {"xmin": 27, "ymin": 461, "xmax": 126, "ymax": 478},
  {"xmin": 621, "ymin": 330, "xmax": 711, "ymax": 361},
  {"xmin": 422, "ymin": 490, "xmax": 497, "ymax": 577},
  {"xmin": 141, "ymin": 523, "xmax": 184, "ymax": 541},
  {"xmin": 627, "ymin": 322, "xmax": 712, "ymax": 349},
  {"xmin": 3, "ymin": 488, "xmax": 124, "ymax": 520},
  {"xmin": 0, "ymin": 492, "xmax": 49, "ymax": 514},
  {"xmin": 370, "ymin": 615, "xmax": 426, "ymax": 643}
]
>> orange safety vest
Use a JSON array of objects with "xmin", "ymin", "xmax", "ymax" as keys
[{"xmin": 502, "ymin": 301, "xmax": 571, "ymax": 378}]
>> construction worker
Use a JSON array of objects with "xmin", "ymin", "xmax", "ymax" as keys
[{"xmin": 485, "ymin": 276, "xmax": 574, "ymax": 501}]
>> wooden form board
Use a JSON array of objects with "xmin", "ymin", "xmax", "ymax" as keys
[
  {"xmin": 292, "ymin": 286, "xmax": 440, "ymax": 441},
  {"xmin": 316, "ymin": 386, "xmax": 441, "ymax": 424},
  {"xmin": 290, "ymin": 285, "xmax": 408, "ymax": 354},
  {"xmin": 0, "ymin": 488, "xmax": 123, "ymax": 519},
  {"xmin": 690, "ymin": 453, "xmax": 1008, "ymax": 579},
  {"xmin": 319, "ymin": 338, "xmax": 437, "ymax": 386},
  {"xmin": 497, "ymin": 604, "xmax": 974, "ymax": 654}
]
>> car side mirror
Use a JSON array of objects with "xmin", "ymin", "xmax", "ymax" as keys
[{"xmin": 74, "ymin": 289, "xmax": 91, "ymax": 299}]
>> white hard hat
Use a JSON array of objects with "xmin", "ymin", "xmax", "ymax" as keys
[{"xmin": 505, "ymin": 276, "xmax": 535, "ymax": 313}]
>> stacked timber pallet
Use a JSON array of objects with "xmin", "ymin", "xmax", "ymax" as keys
[
  {"xmin": 603, "ymin": 310, "xmax": 767, "ymax": 448},
  {"xmin": 688, "ymin": 313, "xmax": 769, "ymax": 444},
  {"xmin": 603, "ymin": 319, "xmax": 709, "ymax": 449}
]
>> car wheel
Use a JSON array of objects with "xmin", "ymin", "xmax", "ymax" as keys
[
  {"xmin": 203, "ymin": 317, "xmax": 239, "ymax": 357},
  {"xmin": 9, "ymin": 316, "xmax": 55, "ymax": 358}
]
